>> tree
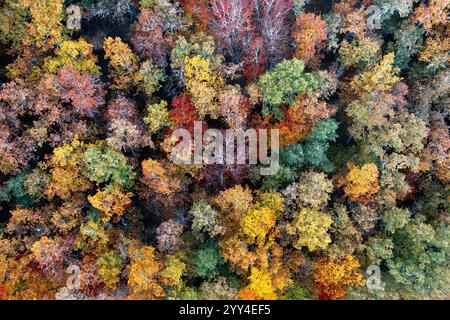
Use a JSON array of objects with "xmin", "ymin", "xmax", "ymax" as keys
[
  {"xmin": 424, "ymin": 112, "xmax": 450, "ymax": 183},
  {"xmin": 383, "ymin": 207, "xmax": 411, "ymax": 234},
  {"xmin": 107, "ymin": 119, "xmax": 153, "ymax": 152},
  {"xmin": 339, "ymin": 37, "xmax": 381, "ymax": 70},
  {"xmin": 275, "ymin": 94, "xmax": 335, "ymax": 146},
  {"xmin": 286, "ymin": 208, "xmax": 332, "ymax": 252},
  {"xmin": 30, "ymin": 236, "xmax": 71, "ymax": 282},
  {"xmin": 219, "ymin": 235, "xmax": 258, "ymax": 274},
  {"xmin": 184, "ymin": 55, "xmax": 224, "ymax": 118},
  {"xmin": 106, "ymin": 95, "xmax": 152, "ymax": 151},
  {"xmin": 192, "ymin": 240, "xmax": 225, "ymax": 279},
  {"xmin": 292, "ymin": 13, "xmax": 328, "ymax": 67},
  {"xmin": 218, "ymin": 87, "xmax": 251, "ymax": 129},
  {"xmin": 170, "ymin": 34, "xmax": 219, "ymax": 77},
  {"xmin": 243, "ymin": 37, "xmax": 267, "ymax": 82},
  {"xmin": 45, "ymin": 68, "xmax": 106, "ymax": 115},
  {"xmin": 20, "ymin": 0, "xmax": 64, "ymax": 48},
  {"xmin": 144, "ymin": 100, "xmax": 171, "ymax": 134},
  {"xmin": 96, "ymin": 251, "xmax": 123, "ymax": 290},
  {"xmin": 344, "ymin": 163, "xmax": 380, "ymax": 204},
  {"xmin": 257, "ymin": 59, "xmax": 320, "ymax": 117},
  {"xmin": 240, "ymin": 207, "xmax": 276, "ymax": 245},
  {"xmin": 23, "ymin": 168, "xmax": 50, "ymax": 201},
  {"xmin": 288, "ymin": 171, "xmax": 333, "ymax": 210},
  {"xmin": 156, "ymin": 220, "xmax": 184, "ymax": 253},
  {"xmin": 45, "ymin": 139, "xmax": 92, "ymax": 200},
  {"xmin": 200, "ymin": 277, "xmax": 237, "ymax": 300},
  {"xmin": 106, "ymin": 95, "xmax": 138, "ymax": 122},
  {"xmin": 238, "ymin": 267, "xmax": 276, "ymax": 300},
  {"xmin": 127, "ymin": 245, "xmax": 165, "ymax": 299},
  {"xmin": 87, "ymin": 187, "xmax": 133, "ymax": 223},
  {"xmin": 256, "ymin": 0, "xmax": 293, "ymax": 66},
  {"xmin": 190, "ymin": 200, "xmax": 224, "ymax": 238},
  {"xmin": 302, "ymin": 119, "xmax": 338, "ymax": 172},
  {"xmin": 208, "ymin": 0, "xmax": 254, "ymax": 62},
  {"xmin": 43, "ymin": 39, "xmax": 100, "ymax": 75},
  {"xmin": 255, "ymin": 191, "xmax": 284, "ymax": 216},
  {"xmin": 180, "ymin": 0, "xmax": 209, "ymax": 30},
  {"xmin": 0, "ymin": 0, "xmax": 30, "ymax": 53},
  {"xmin": 348, "ymin": 53, "xmax": 401, "ymax": 99},
  {"xmin": 103, "ymin": 37, "xmax": 139, "ymax": 90},
  {"xmin": 77, "ymin": 220, "xmax": 109, "ymax": 253},
  {"xmin": 412, "ymin": 0, "xmax": 448, "ymax": 32},
  {"xmin": 384, "ymin": 218, "xmax": 449, "ymax": 299},
  {"xmin": 313, "ymin": 255, "xmax": 364, "ymax": 300},
  {"xmin": 160, "ymin": 255, "xmax": 186, "ymax": 290},
  {"xmin": 131, "ymin": 9, "xmax": 169, "ymax": 67},
  {"xmin": 83, "ymin": 144, "xmax": 135, "ymax": 189},
  {"xmin": 0, "ymin": 170, "xmax": 35, "ymax": 208},
  {"xmin": 168, "ymin": 94, "xmax": 199, "ymax": 133},
  {"xmin": 140, "ymin": 159, "xmax": 181, "ymax": 202},
  {"xmin": 50, "ymin": 197, "xmax": 85, "ymax": 235},
  {"xmin": 213, "ymin": 185, "xmax": 253, "ymax": 235},
  {"xmin": 134, "ymin": 60, "xmax": 165, "ymax": 97}
]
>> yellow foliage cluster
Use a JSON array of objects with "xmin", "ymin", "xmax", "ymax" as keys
[
  {"xmin": 313, "ymin": 255, "xmax": 364, "ymax": 300},
  {"xmin": 44, "ymin": 39, "xmax": 100, "ymax": 74},
  {"xmin": 20, "ymin": 0, "xmax": 64, "ymax": 48},
  {"xmin": 103, "ymin": 37, "xmax": 139, "ymax": 90},
  {"xmin": 144, "ymin": 100, "xmax": 171, "ymax": 134},
  {"xmin": 160, "ymin": 255, "xmax": 186, "ymax": 289},
  {"xmin": 255, "ymin": 191, "xmax": 285, "ymax": 216},
  {"xmin": 77, "ymin": 220, "xmax": 109, "ymax": 253},
  {"xmin": 344, "ymin": 163, "xmax": 380, "ymax": 203},
  {"xmin": 286, "ymin": 208, "xmax": 332, "ymax": 252},
  {"xmin": 349, "ymin": 53, "xmax": 401, "ymax": 97},
  {"xmin": 45, "ymin": 139, "xmax": 91, "ymax": 200},
  {"xmin": 184, "ymin": 55, "xmax": 224, "ymax": 118},
  {"xmin": 127, "ymin": 245, "xmax": 165, "ymax": 299},
  {"xmin": 88, "ymin": 187, "xmax": 133, "ymax": 223},
  {"xmin": 240, "ymin": 207, "xmax": 276, "ymax": 245},
  {"xmin": 419, "ymin": 35, "xmax": 450, "ymax": 67},
  {"xmin": 213, "ymin": 185, "xmax": 253, "ymax": 235},
  {"xmin": 238, "ymin": 267, "xmax": 277, "ymax": 300}
]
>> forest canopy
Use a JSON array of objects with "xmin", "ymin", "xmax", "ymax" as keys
[{"xmin": 0, "ymin": 0, "xmax": 448, "ymax": 300}]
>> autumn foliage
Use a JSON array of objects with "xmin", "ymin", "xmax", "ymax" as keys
[{"xmin": 0, "ymin": 0, "xmax": 448, "ymax": 302}]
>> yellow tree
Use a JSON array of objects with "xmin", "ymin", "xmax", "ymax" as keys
[
  {"xmin": 240, "ymin": 207, "xmax": 276, "ymax": 246},
  {"xmin": 45, "ymin": 139, "xmax": 92, "ymax": 200},
  {"xmin": 20, "ymin": 0, "xmax": 64, "ymax": 48},
  {"xmin": 88, "ymin": 187, "xmax": 133, "ymax": 223},
  {"xmin": 103, "ymin": 37, "xmax": 139, "ymax": 90},
  {"xmin": 213, "ymin": 185, "xmax": 253, "ymax": 235},
  {"xmin": 344, "ymin": 163, "xmax": 380, "ymax": 204},
  {"xmin": 238, "ymin": 267, "xmax": 277, "ymax": 300},
  {"xmin": 313, "ymin": 255, "xmax": 364, "ymax": 300},
  {"xmin": 184, "ymin": 55, "xmax": 224, "ymax": 118},
  {"xmin": 286, "ymin": 208, "xmax": 332, "ymax": 252},
  {"xmin": 127, "ymin": 245, "xmax": 165, "ymax": 299},
  {"xmin": 43, "ymin": 39, "xmax": 100, "ymax": 74},
  {"xmin": 348, "ymin": 53, "xmax": 401, "ymax": 99}
]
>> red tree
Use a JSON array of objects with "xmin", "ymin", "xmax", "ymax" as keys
[{"xmin": 243, "ymin": 36, "xmax": 268, "ymax": 82}]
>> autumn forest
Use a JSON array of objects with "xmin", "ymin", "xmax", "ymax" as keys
[{"xmin": 0, "ymin": 0, "xmax": 448, "ymax": 300}]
